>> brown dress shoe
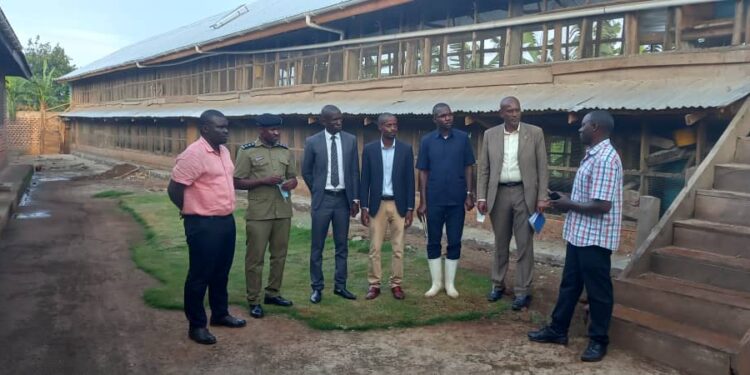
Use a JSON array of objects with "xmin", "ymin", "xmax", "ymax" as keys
[
  {"xmin": 391, "ymin": 286, "xmax": 405, "ymax": 300},
  {"xmin": 365, "ymin": 286, "xmax": 380, "ymax": 300}
]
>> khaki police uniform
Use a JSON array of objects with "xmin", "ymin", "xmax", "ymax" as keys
[{"xmin": 234, "ymin": 138, "xmax": 297, "ymax": 305}]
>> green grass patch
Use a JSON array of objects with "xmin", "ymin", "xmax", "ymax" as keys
[
  {"xmin": 93, "ymin": 190, "xmax": 133, "ymax": 199},
  {"xmin": 120, "ymin": 193, "xmax": 509, "ymax": 330}
]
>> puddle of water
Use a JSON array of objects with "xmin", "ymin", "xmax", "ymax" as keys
[
  {"xmin": 37, "ymin": 177, "xmax": 71, "ymax": 182},
  {"xmin": 18, "ymin": 191, "xmax": 32, "ymax": 207},
  {"xmin": 14, "ymin": 210, "xmax": 51, "ymax": 219}
]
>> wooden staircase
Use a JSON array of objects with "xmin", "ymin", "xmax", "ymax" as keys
[{"xmin": 613, "ymin": 99, "xmax": 750, "ymax": 375}]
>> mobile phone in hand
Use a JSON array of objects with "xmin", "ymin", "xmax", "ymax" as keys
[{"xmin": 548, "ymin": 191, "xmax": 561, "ymax": 200}]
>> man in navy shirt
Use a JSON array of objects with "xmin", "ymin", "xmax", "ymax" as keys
[{"xmin": 416, "ymin": 103, "xmax": 476, "ymax": 298}]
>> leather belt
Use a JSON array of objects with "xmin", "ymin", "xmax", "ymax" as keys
[
  {"xmin": 499, "ymin": 181, "xmax": 523, "ymax": 187},
  {"xmin": 381, "ymin": 195, "xmax": 395, "ymax": 201},
  {"xmin": 324, "ymin": 189, "xmax": 346, "ymax": 196}
]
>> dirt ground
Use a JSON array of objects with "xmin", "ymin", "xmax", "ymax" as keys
[{"xmin": 0, "ymin": 155, "xmax": 680, "ymax": 375}]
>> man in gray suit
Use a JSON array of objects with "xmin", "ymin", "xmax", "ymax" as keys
[
  {"xmin": 477, "ymin": 96, "xmax": 549, "ymax": 310},
  {"xmin": 302, "ymin": 105, "xmax": 360, "ymax": 303}
]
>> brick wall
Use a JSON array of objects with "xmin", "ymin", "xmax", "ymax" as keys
[{"xmin": 6, "ymin": 111, "xmax": 44, "ymax": 155}]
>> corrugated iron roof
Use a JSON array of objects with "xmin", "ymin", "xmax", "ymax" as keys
[
  {"xmin": 61, "ymin": 76, "xmax": 750, "ymax": 118},
  {"xmin": 60, "ymin": 0, "xmax": 367, "ymax": 81},
  {"xmin": 0, "ymin": 6, "xmax": 31, "ymax": 78}
]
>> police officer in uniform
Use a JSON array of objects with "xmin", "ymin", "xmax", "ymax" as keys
[{"xmin": 234, "ymin": 113, "xmax": 297, "ymax": 319}]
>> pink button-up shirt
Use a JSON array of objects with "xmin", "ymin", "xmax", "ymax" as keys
[{"xmin": 171, "ymin": 137, "xmax": 236, "ymax": 216}]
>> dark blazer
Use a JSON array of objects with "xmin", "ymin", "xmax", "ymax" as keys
[
  {"xmin": 360, "ymin": 139, "xmax": 415, "ymax": 217},
  {"xmin": 302, "ymin": 130, "xmax": 360, "ymax": 210}
]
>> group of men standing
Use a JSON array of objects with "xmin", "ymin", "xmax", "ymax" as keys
[{"xmin": 167, "ymin": 98, "xmax": 623, "ymax": 362}]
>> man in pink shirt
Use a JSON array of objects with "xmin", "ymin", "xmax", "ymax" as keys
[{"xmin": 168, "ymin": 110, "xmax": 246, "ymax": 345}]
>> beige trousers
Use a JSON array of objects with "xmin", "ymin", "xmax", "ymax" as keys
[
  {"xmin": 367, "ymin": 201, "xmax": 405, "ymax": 288},
  {"xmin": 489, "ymin": 185, "xmax": 534, "ymax": 295}
]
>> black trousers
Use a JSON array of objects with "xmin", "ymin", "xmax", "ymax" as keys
[
  {"xmin": 426, "ymin": 204, "xmax": 465, "ymax": 260},
  {"xmin": 550, "ymin": 242, "xmax": 613, "ymax": 345},
  {"xmin": 310, "ymin": 192, "xmax": 350, "ymax": 291},
  {"xmin": 183, "ymin": 214, "xmax": 236, "ymax": 329}
]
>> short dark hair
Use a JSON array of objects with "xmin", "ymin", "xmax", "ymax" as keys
[
  {"xmin": 587, "ymin": 110, "xmax": 615, "ymax": 134},
  {"xmin": 321, "ymin": 105, "xmax": 341, "ymax": 118},
  {"xmin": 432, "ymin": 103, "xmax": 451, "ymax": 117},
  {"xmin": 377, "ymin": 112, "xmax": 396, "ymax": 126},
  {"xmin": 199, "ymin": 110, "xmax": 226, "ymax": 126}
]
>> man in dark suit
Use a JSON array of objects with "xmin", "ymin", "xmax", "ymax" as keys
[
  {"xmin": 302, "ymin": 104, "xmax": 360, "ymax": 303},
  {"xmin": 360, "ymin": 113, "xmax": 415, "ymax": 300}
]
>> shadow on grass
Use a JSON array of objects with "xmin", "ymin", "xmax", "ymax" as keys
[
  {"xmin": 93, "ymin": 190, "xmax": 134, "ymax": 199},
  {"xmin": 118, "ymin": 193, "xmax": 509, "ymax": 331}
]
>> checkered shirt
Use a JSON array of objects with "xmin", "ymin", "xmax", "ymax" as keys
[{"xmin": 563, "ymin": 139, "xmax": 623, "ymax": 251}]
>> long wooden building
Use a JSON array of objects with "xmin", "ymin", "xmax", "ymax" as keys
[{"xmin": 60, "ymin": 2, "xmax": 750, "ymax": 373}]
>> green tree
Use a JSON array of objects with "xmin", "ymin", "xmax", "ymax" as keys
[{"xmin": 5, "ymin": 36, "xmax": 75, "ymax": 113}]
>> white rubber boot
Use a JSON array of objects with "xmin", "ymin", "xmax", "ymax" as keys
[
  {"xmin": 444, "ymin": 259, "xmax": 459, "ymax": 298},
  {"xmin": 424, "ymin": 258, "xmax": 443, "ymax": 297}
]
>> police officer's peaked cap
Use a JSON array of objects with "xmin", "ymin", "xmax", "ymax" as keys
[{"xmin": 254, "ymin": 113, "xmax": 283, "ymax": 127}]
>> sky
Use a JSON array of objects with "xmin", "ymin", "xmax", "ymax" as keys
[{"xmin": 2, "ymin": 0, "xmax": 248, "ymax": 68}]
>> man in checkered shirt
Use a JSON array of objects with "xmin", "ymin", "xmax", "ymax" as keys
[{"xmin": 527, "ymin": 110, "xmax": 623, "ymax": 363}]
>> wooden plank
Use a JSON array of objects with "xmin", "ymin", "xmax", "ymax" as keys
[
  {"xmin": 402, "ymin": 65, "xmax": 552, "ymax": 91},
  {"xmin": 503, "ymin": 28, "xmax": 513, "ymax": 66},
  {"xmin": 553, "ymin": 22, "xmax": 563, "ymax": 62},
  {"xmin": 625, "ymin": 13, "xmax": 640, "ymax": 56},
  {"xmin": 646, "ymin": 147, "xmax": 689, "ymax": 167},
  {"xmin": 579, "ymin": 18, "xmax": 591, "ymax": 59},
  {"xmin": 696, "ymin": 121, "xmax": 707, "ymax": 164},
  {"xmin": 640, "ymin": 123, "xmax": 650, "ymax": 195},
  {"xmin": 541, "ymin": 24, "xmax": 549, "ymax": 63},
  {"xmin": 549, "ymin": 48, "xmax": 750, "ymax": 76},
  {"xmin": 423, "ymin": 37, "xmax": 431, "ymax": 75},
  {"xmin": 733, "ymin": 0, "xmax": 745, "ymax": 45},
  {"xmin": 675, "ymin": 6, "xmax": 684, "ymax": 50}
]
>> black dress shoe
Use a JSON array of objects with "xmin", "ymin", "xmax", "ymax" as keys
[
  {"xmin": 310, "ymin": 290, "xmax": 322, "ymax": 304},
  {"xmin": 512, "ymin": 294, "xmax": 532, "ymax": 311},
  {"xmin": 333, "ymin": 288, "xmax": 357, "ymax": 300},
  {"xmin": 580, "ymin": 341, "xmax": 607, "ymax": 362},
  {"xmin": 249, "ymin": 304, "xmax": 264, "ymax": 319},
  {"xmin": 264, "ymin": 295, "xmax": 293, "ymax": 307},
  {"xmin": 210, "ymin": 314, "xmax": 247, "ymax": 328},
  {"xmin": 487, "ymin": 287, "xmax": 505, "ymax": 302},
  {"xmin": 188, "ymin": 327, "xmax": 217, "ymax": 345},
  {"xmin": 527, "ymin": 325, "xmax": 568, "ymax": 345}
]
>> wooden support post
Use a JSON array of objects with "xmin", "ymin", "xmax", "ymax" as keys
[
  {"xmin": 746, "ymin": 0, "xmax": 750, "ymax": 44},
  {"xmin": 696, "ymin": 121, "xmax": 707, "ymax": 165},
  {"xmin": 471, "ymin": 31, "xmax": 478, "ymax": 69},
  {"xmin": 625, "ymin": 13, "xmax": 640, "ymax": 55},
  {"xmin": 579, "ymin": 18, "xmax": 591, "ymax": 58},
  {"xmin": 326, "ymin": 51, "xmax": 332, "ymax": 83},
  {"xmin": 636, "ymin": 196, "xmax": 661, "ymax": 248},
  {"xmin": 733, "ymin": 0, "xmax": 744, "ymax": 45},
  {"xmin": 675, "ymin": 6, "xmax": 684, "ymax": 50},
  {"xmin": 423, "ymin": 38, "xmax": 431, "ymax": 75},
  {"xmin": 504, "ymin": 0, "xmax": 524, "ymax": 65},
  {"xmin": 377, "ymin": 44, "xmax": 383, "ymax": 78},
  {"xmin": 541, "ymin": 24, "xmax": 549, "ymax": 63},
  {"xmin": 441, "ymin": 36, "xmax": 448, "ymax": 71},
  {"xmin": 553, "ymin": 22, "xmax": 563, "ymax": 61},
  {"xmin": 639, "ymin": 123, "xmax": 650, "ymax": 195}
]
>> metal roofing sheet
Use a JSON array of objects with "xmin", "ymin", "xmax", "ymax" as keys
[
  {"xmin": 0, "ymin": 6, "xmax": 31, "ymax": 78},
  {"xmin": 62, "ymin": 76, "xmax": 750, "ymax": 118},
  {"xmin": 60, "ymin": 0, "xmax": 365, "ymax": 81}
]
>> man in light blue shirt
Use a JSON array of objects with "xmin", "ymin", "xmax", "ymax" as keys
[{"xmin": 360, "ymin": 113, "xmax": 415, "ymax": 300}]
